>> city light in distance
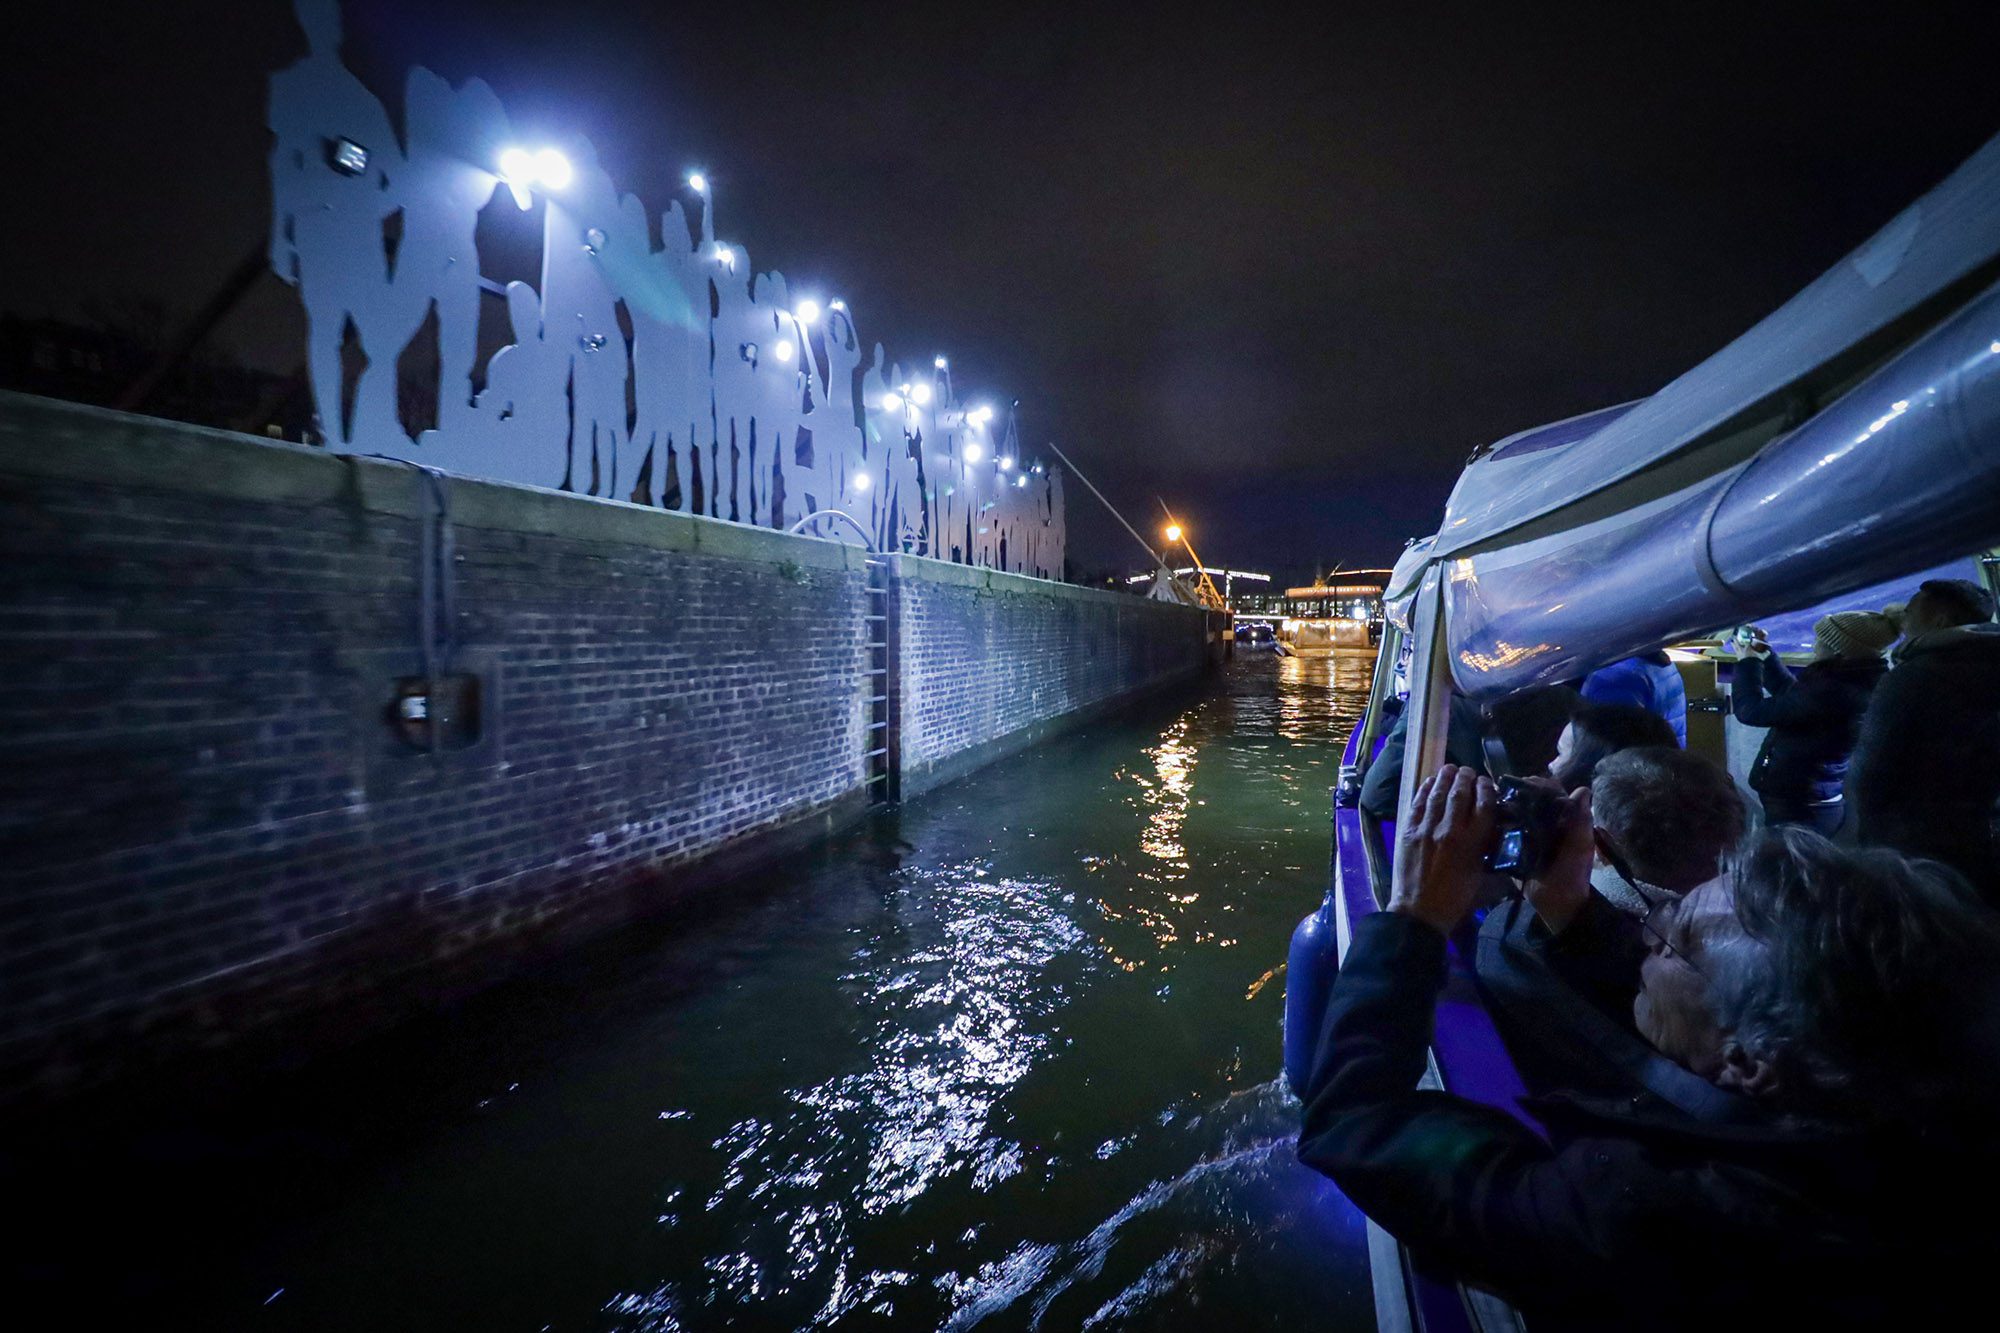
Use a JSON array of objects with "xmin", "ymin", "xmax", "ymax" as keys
[
  {"xmin": 998, "ymin": 457, "xmax": 1013, "ymax": 471},
  {"xmin": 964, "ymin": 442, "xmax": 985, "ymax": 463},
  {"xmin": 687, "ymin": 170, "xmax": 708, "ymax": 193},
  {"xmin": 794, "ymin": 299, "xmax": 821, "ymax": 323},
  {"xmin": 714, "ymin": 245, "xmax": 735, "ymax": 267},
  {"xmin": 880, "ymin": 391, "xmax": 904, "ymax": 412},
  {"xmin": 853, "ymin": 472, "xmax": 871, "ymax": 491},
  {"xmin": 774, "ymin": 340, "xmax": 796, "ymax": 363},
  {"xmin": 1164, "ymin": 524, "xmax": 1183, "ymax": 543},
  {"xmin": 1016, "ymin": 475, "xmax": 1029, "ymax": 488},
  {"xmin": 910, "ymin": 382, "xmax": 933, "ymax": 406},
  {"xmin": 969, "ymin": 405, "xmax": 994, "ymax": 425},
  {"xmin": 934, "ymin": 355, "xmax": 949, "ymax": 370},
  {"xmin": 829, "ymin": 299, "xmax": 846, "ymax": 312}
]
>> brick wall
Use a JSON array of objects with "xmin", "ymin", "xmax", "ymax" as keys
[
  {"xmin": 891, "ymin": 555, "xmax": 1214, "ymax": 795},
  {"xmin": 0, "ymin": 392, "xmax": 1208, "ymax": 1101}
]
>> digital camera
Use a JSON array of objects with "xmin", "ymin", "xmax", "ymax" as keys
[{"xmin": 1482, "ymin": 775, "xmax": 1566, "ymax": 879}]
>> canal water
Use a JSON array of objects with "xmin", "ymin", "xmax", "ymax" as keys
[{"xmin": 16, "ymin": 653, "xmax": 1379, "ymax": 1330}]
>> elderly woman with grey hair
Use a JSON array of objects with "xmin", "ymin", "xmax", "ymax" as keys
[{"xmin": 1299, "ymin": 765, "xmax": 2000, "ymax": 1330}]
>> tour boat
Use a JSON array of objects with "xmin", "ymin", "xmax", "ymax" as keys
[
  {"xmin": 1274, "ymin": 581, "xmax": 1384, "ymax": 656},
  {"xmin": 1284, "ymin": 126, "xmax": 2000, "ymax": 1329}
]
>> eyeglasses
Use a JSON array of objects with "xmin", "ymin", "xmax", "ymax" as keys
[{"xmin": 1596, "ymin": 832, "xmax": 1707, "ymax": 979}]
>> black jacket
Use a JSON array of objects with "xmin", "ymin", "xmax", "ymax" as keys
[
  {"xmin": 1298, "ymin": 912, "xmax": 1993, "ymax": 1330},
  {"xmin": 1731, "ymin": 654, "xmax": 1885, "ymax": 811},
  {"xmin": 1849, "ymin": 624, "xmax": 2000, "ymax": 904}
]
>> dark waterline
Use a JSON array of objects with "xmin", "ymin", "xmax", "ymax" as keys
[{"xmin": 11, "ymin": 653, "xmax": 1380, "ymax": 1330}]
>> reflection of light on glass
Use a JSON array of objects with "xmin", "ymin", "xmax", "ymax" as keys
[{"xmin": 1458, "ymin": 640, "xmax": 1559, "ymax": 672}]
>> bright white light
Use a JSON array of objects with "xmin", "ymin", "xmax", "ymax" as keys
[
  {"xmin": 499, "ymin": 147, "xmax": 535, "ymax": 183},
  {"xmin": 715, "ymin": 245, "xmax": 735, "ymax": 267},
  {"xmin": 853, "ymin": 472, "xmax": 872, "ymax": 492},
  {"xmin": 1016, "ymin": 475, "xmax": 1029, "ymax": 488},
  {"xmin": 1032, "ymin": 464, "xmax": 1044, "ymax": 474},
  {"xmin": 964, "ymin": 442, "xmax": 985, "ymax": 463},
  {"xmin": 774, "ymin": 340, "xmax": 796, "ymax": 363},
  {"xmin": 794, "ymin": 299, "xmax": 821, "ymax": 324},
  {"xmin": 934, "ymin": 355, "xmax": 949, "ymax": 370},
  {"xmin": 970, "ymin": 405, "xmax": 994, "ymax": 425},
  {"xmin": 910, "ymin": 382, "xmax": 933, "ymax": 406},
  {"xmin": 998, "ymin": 457, "xmax": 1013, "ymax": 471},
  {"xmin": 533, "ymin": 148, "xmax": 572, "ymax": 189},
  {"xmin": 880, "ymin": 391, "xmax": 904, "ymax": 412},
  {"xmin": 687, "ymin": 171, "xmax": 708, "ymax": 193}
]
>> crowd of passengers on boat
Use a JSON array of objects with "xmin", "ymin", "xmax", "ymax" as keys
[{"xmin": 1283, "ymin": 125, "xmax": 2000, "ymax": 1330}]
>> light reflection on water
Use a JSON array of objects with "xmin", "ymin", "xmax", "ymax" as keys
[
  {"xmin": 65, "ymin": 653, "xmax": 1379, "ymax": 1330},
  {"xmin": 595, "ymin": 653, "xmax": 1376, "ymax": 1330}
]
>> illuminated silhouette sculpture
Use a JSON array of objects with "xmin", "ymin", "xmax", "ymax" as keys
[{"xmin": 267, "ymin": 0, "xmax": 1065, "ymax": 577}]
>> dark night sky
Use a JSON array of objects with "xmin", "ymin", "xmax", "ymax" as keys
[{"xmin": 8, "ymin": 1, "xmax": 2000, "ymax": 578}]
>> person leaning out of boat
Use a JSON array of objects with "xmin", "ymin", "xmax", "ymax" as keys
[
  {"xmin": 1849, "ymin": 578, "xmax": 2000, "ymax": 905},
  {"xmin": 1298, "ymin": 765, "xmax": 2000, "ymax": 1329},
  {"xmin": 1478, "ymin": 747, "xmax": 1747, "ymax": 1095},
  {"xmin": 1729, "ymin": 611, "xmax": 1896, "ymax": 833}
]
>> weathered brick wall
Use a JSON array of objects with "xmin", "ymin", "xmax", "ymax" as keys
[
  {"xmin": 891, "ymin": 555, "xmax": 1214, "ymax": 795},
  {"xmin": 0, "ymin": 392, "xmax": 1207, "ymax": 1100}
]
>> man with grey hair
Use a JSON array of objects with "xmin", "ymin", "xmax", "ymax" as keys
[
  {"xmin": 1586, "ymin": 746, "xmax": 1747, "ymax": 913},
  {"xmin": 1299, "ymin": 765, "xmax": 2000, "ymax": 1328},
  {"xmin": 1474, "ymin": 747, "xmax": 1748, "ymax": 1094}
]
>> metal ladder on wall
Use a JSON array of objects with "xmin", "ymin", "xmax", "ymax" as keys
[
  {"xmin": 788, "ymin": 509, "xmax": 898, "ymax": 806},
  {"xmin": 862, "ymin": 554, "xmax": 896, "ymax": 804}
]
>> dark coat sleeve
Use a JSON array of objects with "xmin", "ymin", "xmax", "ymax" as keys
[
  {"xmin": 1522, "ymin": 892, "xmax": 1645, "ymax": 1025},
  {"xmin": 1730, "ymin": 655, "xmax": 1822, "ymax": 728},
  {"xmin": 1297, "ymin": 913, "xmax": 1659, "ymax": 1296}
]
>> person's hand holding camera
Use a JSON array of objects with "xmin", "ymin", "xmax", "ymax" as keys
[
  {"xmin": 1389, "ymin": 766, "xmax": 1497, "ymax": 934},
  {"xmin": 1521, "ymin": 786, "xmax": 1595, "ymax": 935}
]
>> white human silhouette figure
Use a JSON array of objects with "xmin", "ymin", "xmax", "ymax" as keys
[
  {"xmin": 268, "ymin": 0, "xmax": 409, "ymax": 447},
  {"xmin": 627, "ymin": 200, "xmax": 708, "ymax": 510},
  {"xmin": 539, "ymin": 145, "xmax": 634, "ymax": 495},
  {"xmin": 465, "ymin": 280, "xmax": 569, "ymax": 487},
  {"xmin": 265, "ymin": 12, "xmax": 1066, "ymax": 572},
  {"xmin": 397, "ymin": 66, "xmax": 508, "ymax": 436}
]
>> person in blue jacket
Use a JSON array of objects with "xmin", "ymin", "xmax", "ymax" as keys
[{"xmin": 1581, "ymin": 650, "xmax": 1687, "ymax": 745}]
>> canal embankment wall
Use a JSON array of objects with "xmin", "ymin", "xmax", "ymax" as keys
[{"xmin": 0, "ymin": 391, "xmax": 1215, "ymax": 1103}]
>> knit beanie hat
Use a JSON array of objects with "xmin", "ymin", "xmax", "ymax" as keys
[{"xmin": 1815, "ymin": 610, "xmax": 1899, "ymax": 659}]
